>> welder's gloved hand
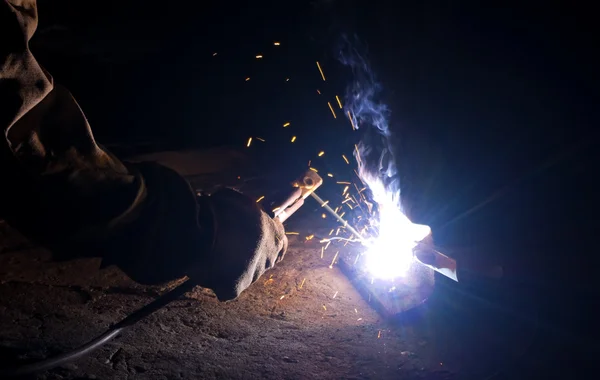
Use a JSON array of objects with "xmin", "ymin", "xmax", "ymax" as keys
[{"xmin": 189, "ymin": 188, "xmax": 288, "ymax": 301}]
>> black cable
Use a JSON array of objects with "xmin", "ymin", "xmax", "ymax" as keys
[{"xmin": 0, "ymin": 278, "xmax": 197, "ymax": 378}]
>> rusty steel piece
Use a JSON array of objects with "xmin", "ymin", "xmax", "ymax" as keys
[{"xmin": 273, "ymin": 170, "xmax": 323, "ymax": 223}]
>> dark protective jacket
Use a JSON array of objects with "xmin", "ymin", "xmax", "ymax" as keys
[{"xmin": 0, "ymin": 0, "xmax": 287, "ymax": 300}]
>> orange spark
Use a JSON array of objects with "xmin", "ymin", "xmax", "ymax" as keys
[
  {"xmin": 329, "ymin": 251, "xmax": 339, "ymax": 268},
  {"xmin": 347, "ymin": 110, "xmax": 357, "ymax": 130},
  {"xmin": 327, "ymin": 102, "xmax": 337, "ymax": 118},
  {"xmin": 335, "ymin": 95, "xmax": 343, "ymax": 108},
  {"xmin": 316, "ymin": 61, "xmax": 326, "ymax": 81}
]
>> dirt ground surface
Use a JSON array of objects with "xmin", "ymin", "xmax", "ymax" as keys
[
  {"xmin": 0, "ymin": 150, "xmax": 542, "ymax": 380},
  {"xmin": 0, "ymin": 222, "xmax": 449, "ymax": 380}
]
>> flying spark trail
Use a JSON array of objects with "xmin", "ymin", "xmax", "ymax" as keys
[
  {"xmin": 230, "ymin": 37, "xmax": 442, "ymax": 287},
  {"xmin": 327, "ymin": 102, "xmax": 337, "ymax": 118},
  {"xmin": 316, "ymin": 61, "xmax": 326, "ymax": 81}
]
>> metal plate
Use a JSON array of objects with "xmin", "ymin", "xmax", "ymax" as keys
[{"xmin": 338, "ymin": 248, "xmax": 435, "ymax": 318}]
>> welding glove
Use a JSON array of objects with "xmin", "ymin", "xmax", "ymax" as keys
[{"xmin": 188, "ymin": 188, "xmax": 288, "ymax": 301}]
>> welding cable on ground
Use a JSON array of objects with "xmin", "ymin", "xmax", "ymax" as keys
[{"xmin": 0, "ymin": 279, "xmax": 198, "ymax": 378}]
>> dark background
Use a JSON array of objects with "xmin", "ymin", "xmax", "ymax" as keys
[{"xmin": 32, "ymin": 0, "xmax": 598, "ymax": 376}]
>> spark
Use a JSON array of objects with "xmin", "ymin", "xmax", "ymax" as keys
[
  {"xmin": 347, "ymin": 111, "xmax": 357, "ymax": 130},
  {"xmin": 322, "ymin": 305, "xmax": 327, "ymax": 311},
  {"xmin": 256, "ymin": 54, "xmax": 263, "ymax": 59},
  {"xmin": 324, "ymin": 241, "xmax": 331, "ymax": 250},
  {"xmin": 246, "ymin": 137, "xmax": 252, "ymax": 147},
  {"xmin": 357, "ymin": 318, "xmax": 363, "ymax": 321},
  {"xmin": 327, "ymin": 102, "xmax": 337, "ymax": 118},
  {"xmin": 327, "ymin": 173, "xmax": 334, "ymax": 177},
  {"xmin": 286, "ymin": 232, "xmax": 299, "ymax": 235},
  {"xmin": 283, "ymin": 122, "xmax": 291, "ymax": 127},
  {"xmin": 256, "ymin": 196, "xmax": 265, "ymax": 203},
  {"xmin": 309, "ymin": 167, "xmax": 318, "ymax": 172},
  {"xmin": 377, "ymin": 330, "xmax": 381, "ymax": 339},
  {"xmin": 316, "ymin": 89, "xmax": 321, "ymax": 95},
  {"xmin": 212, "ymin": 52, "xmax": 217, "ymax": 56},
  {"xmin": 321, "ymin": 246, "xmax": 324, "ymax": 258},
  {"xmin": 274, "ymin": 42, "xmax": 281, "ymax": 46},
  {"xmin": 322, "ymin": 213, "xmax": 327, "ymax": 218},
  {"xmin": 245, "ymin": 77, "xmax": 250, "ymax": 81},
  {"xmin": 316, "ymin": 61, "xmax": 326, "ymax": 81},
  {"xmin": 320, "ymin": 200, "xmax": 329, "ymax": 207},
  {"xmin": 333, "ymin": 291, "xmax": 338, "ymax": 299},
  {"xmin": 299, "ymin": 278, "xmax": 306, "ymax": 289},
  {"xmin": 305, "ymin": 234, "xmax": 314, "ymax": 241},
  {"xmin": 335, "ymin": 95, "xmax": 343, "ymax": 108},
  {"xmin": 308, "ymin": 160, "xmax": 311, "ymax": 166},
  {"xmin": 329, "ymin": 229, "xmax": 334, "ymax": 235},
  {"xmin": 318, "ymin": 151, "xmax": 325, "ymax": 157},
  {"xmin": 280, "ymin": 295, "xmax": 285, "ymax": 300},
  {"xmin": 329, "ymin": 251, "xmax": 339, "ymax": 268},
  {"xmin": 343, "ymin": 186, "xmax": 349, "ymax": 195},
  {"xmin": 354, "ymin": 308, "xmax": 358, "ymax": 314},
  {"xmin": 272, "ymin": 207, "xmax": 280, "ymax": 212},
  {"xmin": 285, "ymin": 78, "xmax": 290, "ymax": 81},
  {"xmin": 342, "ymin": 155, "xmax": 350, "ymax": 164},
  {"xmin": 291, "ymin": 136, "xmax": 297, "ymax": 142},
  {"xmin": 336, "ymin": 181, "xmax": 351, "ymax": 185},
  {"xmin": 256, "ymin": 137, "xmax": 265, "ymax": 142}
]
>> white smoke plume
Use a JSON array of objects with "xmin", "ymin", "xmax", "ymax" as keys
[{"xmin": 338, "ymin": 36, "xmax": 401, "ymax": 209}]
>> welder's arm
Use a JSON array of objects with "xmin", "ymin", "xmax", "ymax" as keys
[
  {"xmin": 0, "ymin": 0, "xmax": 288, "ymax": 300},
  {"xmin": 0, "ymin": 0, "xmax": 144, "ymax": 245}
]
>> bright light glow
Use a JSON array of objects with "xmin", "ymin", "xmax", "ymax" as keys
[
  {"xmin": 360, "ymin": 172, "xmax": 431, "ymax": 280},
  {"xmin": 363, "ymin": 205, "xmax": 430, "ymax": 279}
]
